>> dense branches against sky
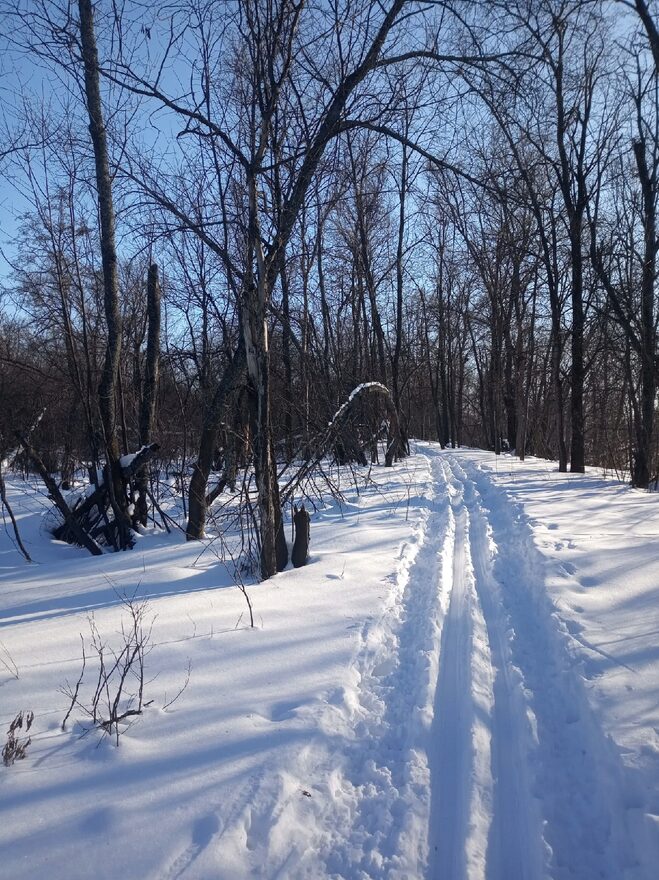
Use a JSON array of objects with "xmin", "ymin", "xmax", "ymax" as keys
[{"xmin": 1, "ymin": 0, "xmax": 659, "ymax": 570}]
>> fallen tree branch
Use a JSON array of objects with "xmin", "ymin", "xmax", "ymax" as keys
[
  {"xmin": 119, "ymin": 443, "xmax": 160, "ymax": 478},
  {"xmin": 16, "ymin": 434, "xmax": 103, "ymax": 557}
]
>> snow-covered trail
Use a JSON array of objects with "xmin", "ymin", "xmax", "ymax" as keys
[
  {"xmin": 463, "ymin": 461, "xmax": 537, "ymax": 880},
  {"xmin": 425, "ymin": 451, "xmax": 645, "ymax": 880},
  {"xmin": 428, "ymin": 454, "xmax": 542, "ymax": 880},
  {"xmin": 301, "ymin": 446, "xmax": 653, "ymax": 880},
  {"xmin": 2, "ymin": 446, "xmax": 658, "ymax": 880},
  {"xmin": 429, "ymin": 472, "xmax": 471, "ymax": 880}
]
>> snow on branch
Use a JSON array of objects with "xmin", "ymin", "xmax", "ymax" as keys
[{"xmin": 119, "ymin": 443, "xmax": 160, "ymax": 478}]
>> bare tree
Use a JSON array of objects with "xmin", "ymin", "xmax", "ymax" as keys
[{"xmin": 101, "ymin": 0, "xmax": 435, "ymax": 576}]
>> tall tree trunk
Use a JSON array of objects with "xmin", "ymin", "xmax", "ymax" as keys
[
  {"xmin": 279, "ymin": 258, "xmax": 294, "ymax": 461},
  {"xmin": 139, "ymin": 264, "xmax": 161, "ymax": 446},
  {"xmin": 135, "ymin": 263, "xmax": 161, "ymax": 526},
  {"xmin": 243, "ymin": 305, "xmax": 286, "ymax": 577},
  {"xmin": 78, "ymin": 0, "xmax": 131, "ymax": 548},
  {"xmin": 245, "ymin": 173, "xmax": 287, "ymax": 578},
  {"xmin": 633, "ymin": 138, "xmax": 657, "ymax": 488},
  {"xmin": 392, "ymin": 141, "xmax": 408, "ymax": 418},
  {"xmin": 569, "ymin": 223, "xmax": 586, "ymax": 473},
  {"xmin": 503, "ymin": 339, "xmax": 516, "ymax": 449},
  {"xmin": 186, "ymin": 339, "xmax": 246, "ymax": 540},
  {"xmin": 515, "ymin": 277, "xmax": 537, "ymax": 460},
  {"xmin": 552, "ymin": 325, "xmax": 569, "ymax": 472}
]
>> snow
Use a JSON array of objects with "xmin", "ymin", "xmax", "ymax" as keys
[
  {"xmin": 1, "ymin": 446, "xmax": 658, "ymax": 879},
  {"xmin": 119, "ymin": 446, "xmax": 155, "ymax": 470}
]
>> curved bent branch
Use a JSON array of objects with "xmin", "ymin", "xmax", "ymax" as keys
[{"xmin": 280, "ymin": 381, "xmax": 403, "ymax": 503}]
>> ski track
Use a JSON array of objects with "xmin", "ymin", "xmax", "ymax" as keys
[
  {"xmin": 428, "ymin": 464, "xmax": 478, "ymax": 880},
  {"xmin": 309, "ymin": 447, "xmax": 646, "ymax": 880},
  {"xmin": 440, "ymin": 454, "xmax": 544, "ymax": 880},
  {"xmin": 425, "ymin": 452, "xmax": 640, "ymax": 880},
  {"xmin": 427, "ymin": 453, "xmax": 540, "ymax": 880},
  {"xmin": 311, "ymin": 451, "xmax": 452, "ymax": 879}
]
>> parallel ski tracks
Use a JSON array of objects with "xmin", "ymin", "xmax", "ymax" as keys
[
  {"xmin": 426, "ymin": 451, "xmax": 634, "ymax": 880},
  {"xmin": 430, "ymin": 471, "xmax": 473, "ymax": 880},
  {"xmin": 428, "ymin": 454, "xmax": 541, "ymax": 880}
]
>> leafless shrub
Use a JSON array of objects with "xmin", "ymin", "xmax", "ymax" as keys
[
  {"xmin": 2, "ymin": 710, "xmax": 34, "ymax": 766},
  {"xmin": 61, "ymin": 594, "xmax": 155, "ymax": 745},
  {"xmin": 192, "ymin": 522, "xmax": 255, "ymax": 628}
]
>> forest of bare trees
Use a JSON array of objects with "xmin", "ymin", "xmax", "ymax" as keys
[{"xmin": 1, "ymin": 0, "xmax": 658, "ymax": 577}]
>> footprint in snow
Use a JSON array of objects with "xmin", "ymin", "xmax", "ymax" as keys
[
  {"xmin": 564, "ymin": 618, "xmax": 585, "ymax": 636},
  {"xmin": 269, "ymin": 700, "xmax": 304, "ymax": 722},
  {"xmin": 160, "ymin": 814, "xmax": 221, "ymax": 880},
  {"xmin": 191, "ymin": 814, "xmax": 220, "ymax": 847}
]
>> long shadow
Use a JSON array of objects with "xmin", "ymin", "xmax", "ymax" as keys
[
  {"xmin": 1, "ymin": 464, "xmax": 436, "ymax": 629},
  {"xmin": 0, "ymin": 566, "xmax": 242, "ymax": 629}
]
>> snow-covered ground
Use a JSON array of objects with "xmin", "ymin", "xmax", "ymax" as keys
[{"xmin": 1, "ymin": 445, "xmax": 658, "ymax": 879}]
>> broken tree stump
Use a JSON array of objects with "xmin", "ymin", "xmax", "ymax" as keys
[{"xmin": 291, "ymin": 505, "xmax": 310, "ymax": 568}]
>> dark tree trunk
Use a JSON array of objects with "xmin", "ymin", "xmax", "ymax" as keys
[
  {"xmin": 78, "ymin": 0, "xmax": 131, "ymax": 547},
  {"xmin": 632, "ymin": 138, "xmax": 657, "ymax": 488},
  {"xmin": 569, "ymin": 225, "xmax": 586, "ymax": 473},
  {"xmin": 135, "ymin": 263, "xmax": 161, "ymax": 527},
  {"xmin": 552, "ymin": 326, "xmax": 569, "ymax": 473},
  {"xmin": 279, "ymin": 258, "xmax": 294, "ymax": 462},
  {"xmin": 392, "ymin": 141, "xmax": 408, "ymax": 415},
  {"xmin": 503, "ymin": 341, "xmax": 516, "ymax": 450},
  {"xmin": 186, "ymin": 339, "xmax": 246, "ymax": 540}
]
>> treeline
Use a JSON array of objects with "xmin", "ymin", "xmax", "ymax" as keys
[{"xmin": 0, "ymin": 0, "xmax": 658, "ymax": 574}]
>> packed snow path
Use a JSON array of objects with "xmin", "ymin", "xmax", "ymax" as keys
[
  {"xmin": 302, "ymin": 447, "xmax": 655, "ymax": 879},
  {"xmin": 424, "ymin": 452, "xmax": 647, "ymax": 880}
]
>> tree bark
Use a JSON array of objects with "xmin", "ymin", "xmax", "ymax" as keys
[
  {"xmin": 632, "ymin": 138, "xmax": 656, "ymax": 488},
  {"xmin": 186, "ymin": 339, "xmax": 246, "ymax": 540},
  {"xmin": 135, "ymin": 263, "xmax": 161, "ymax": 526},
  {"xmin": 78, "ymin": 0, "xmax": 131, "ymax": 547}
]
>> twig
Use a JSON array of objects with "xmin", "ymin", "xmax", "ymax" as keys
[
  {"xmin": 162, "ymin": 659, "xmax": 192, "ymax": 711},
  {"xmin": 146, "ymin": 486, "xmax": 176, "ymax": 533},
  {"xmin": 61, "ymin": 635, "xmax": 87, "ymax": 730},
  {"xmin": 0, "ymin": 642, "xmax": 19, "ymax": 680},
  {"xmin": 0, "ymin": 464, "xmax": 32, "ymax": 562}
]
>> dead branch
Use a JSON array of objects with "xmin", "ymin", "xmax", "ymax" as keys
[
  {"xmin": 0, "ymin": 462, "xmax": 32, "ymax": 562},
  {"xmin": 280, "ymin": 382, "xmax": 403, "ymax": 503},
  {"xmin": 17, "ymin": 434, "xmax": 103, "ymax": 556}
]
